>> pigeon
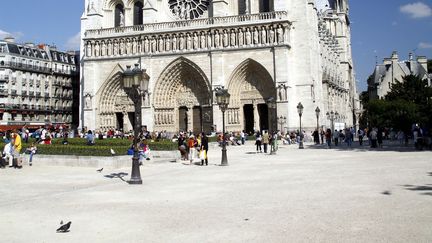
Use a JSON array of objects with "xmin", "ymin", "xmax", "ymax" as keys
[
  {"xmin": 56, "ymin": 221, "xmax": 71, "ymax": 233},
  {"xmin": 96, "ymin": 168, "xmax": 103, "ymax": 173},
  {"xmin": 60, "ymin": 220, "xmax": 63, "ymax": 225},
  {"xmin": 110, "ymin": 148, "xmax": 116, "ymax": 156}
]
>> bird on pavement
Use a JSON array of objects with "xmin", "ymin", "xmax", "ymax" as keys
[
  {"xmin": 96, "ymin": 168, "xmax": 103, "ymax": 173},
  {"xmin": 110, "ymin": 148, "xmax": 116, "ymax": 156},
  {"xmin": 56, "ymin": 221, "xmax": 72, "ymax": 233}
]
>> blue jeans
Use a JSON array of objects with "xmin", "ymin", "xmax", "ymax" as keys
[{"xmin": 29, "ymin": 153, "xmax": 34, "ymax": 163}]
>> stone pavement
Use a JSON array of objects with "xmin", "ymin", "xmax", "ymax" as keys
[{"xmin": 0, "ymin": 141, "xmax": 431, "ymax": 243}]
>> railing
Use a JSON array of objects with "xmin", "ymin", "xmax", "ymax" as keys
[
  {"xmin": 85, "ymin": 11, "xmax": 288, "ymax": 38},
  {"xmin": 0, "ymin": 61, "xmax": 53, "ymax": 74}
]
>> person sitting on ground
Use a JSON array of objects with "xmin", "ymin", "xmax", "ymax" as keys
[{"xmin": 86, "ymin": 130, "xmax": 95, "ymax": 146}]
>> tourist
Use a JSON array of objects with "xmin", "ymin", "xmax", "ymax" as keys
[
  {"xmin": 12, "ymin": 131, "xmax": 22, "ymax": 169},
  {"xmin": 3, "ymin": 139, "xmax": 13, "ymax": 168},
  {"xmin": 187, "ymin": 135, "xmax": 196, "ymax": 164},
  {"xmin": 262, "ymin": 131, "xmax": 269, "ymax": 153},
  {"xmin": 377, "ymin": 128, "xmax": 383, "ymax": 148},
  {"xmin": 312, "ymin": 129, "xmax": 320, "ymax": 145},
  {"xmin": 26, "ymin": 143, "xmax": 37, "ymax": 166},
  {"xmin": 240, "ymin": 130, "xmax": 246, "ymax": 145},
  {"xmin": 255, "ymin": 131, "xmax": 262, "ymax": 153},
  {"xmin": 358, "ymin": 129, "xmax": 364, "ymax": 146},
  {"xmin": 325, "ymin": 129, "xmax": 332, "ymax": 148},
  {"xmin": 200, "ymin": 132, "xmax": 209, "ymax": 166},
  {"xmin": 86, "ymin": 130, "xmax": 95, "ymax": 145},
  {"xmin": 333, "ymin": 129, "xmax": 339, "ymax": 146},
  {"xmin": 370, "ymin": 128, "xmax": 378, "ymax": 148}
]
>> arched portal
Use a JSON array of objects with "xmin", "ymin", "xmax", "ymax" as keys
[
  {"xmin": 153, "ymin": 57, "xmax": 212, "ymax": 134},
  {"xmin": 97, "ymin": 64, "xmax": 138, "ymax": 132},
  {"xmin": 227, "ymin": 59, "xmax": 276, "ymax": 133}
]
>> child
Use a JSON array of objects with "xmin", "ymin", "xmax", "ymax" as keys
[{"xmin": 26, "ymin": 143, "xmax": 37, "ymax": 166}]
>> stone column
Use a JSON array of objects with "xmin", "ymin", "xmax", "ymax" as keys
[{"xmin": 187, "ymin": 106, "xmax": 193, "ymax": 133}]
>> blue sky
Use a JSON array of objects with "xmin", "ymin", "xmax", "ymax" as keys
[{"xmin": 0, "ymin": 0, "xmax": 431, "ymax": 91}]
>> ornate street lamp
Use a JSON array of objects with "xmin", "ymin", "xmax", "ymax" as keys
[
  {"xmin": 326, "ymin": 110, "xmax": 339, "ymax": 132},
  {"xmin": 297, "ymin": 102, "xmax": 304, "ymax": 149},
  {"xmin": 121, "ymin": 63, "xmax": 150, "ymax": 184},
  {"xmin": 215, "ymin": 87, "xmax": 230, "ymax": 166},
  {"xmin": 315, "ymin": 106, "xmax": 320, "ymax": 130}
]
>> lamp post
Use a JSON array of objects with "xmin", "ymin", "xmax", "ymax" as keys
[
  {"xmin": 121, "ymin": 64, "xmax": 150, "ymax": 185},
  {"xmin": 315, "ymin": 107, "xmax": 320, "ymax": 130},
  {"xmin": 215, "ymin": 87, "xmax": 230, "ymax": 166},
  {"xmin": 297, "ymin": 102, "xmax": 304, "ymax": 149},
  {"xmin": 326, "ymin": 110, "xmax": 339, "ymax": 132},
  {"xmin": 277, "ymin": 116, "xmax": 286, "ymax": 133}
]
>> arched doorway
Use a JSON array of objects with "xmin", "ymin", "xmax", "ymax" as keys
[
  {"xmin": 97, "ymin": 64, "xmax": 138, "ymax": 132},
  {"xmin": 227, "ymin": 59, "xmax": 276, "ymax": 134},
  {"xmin": 153, "ymin": 57, "xmax": 212, "ymax": 134}
]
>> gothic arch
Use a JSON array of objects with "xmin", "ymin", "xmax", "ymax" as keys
[
  {"xmin": 227, "ymin": 58, "xmax": 276, "ymax": 107},
  {"xmin": 96, "ymin": 64, "xmax": 134, "ymax": 130},
  {"xmin": 153, "ymin": 57, "xmax": 212, "ymax": 108},
  {"xmin": 153, "ymin": 57, "xmax": 212, "ymax": 132}
]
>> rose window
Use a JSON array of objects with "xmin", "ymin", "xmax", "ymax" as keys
[{"xmin": 168, "ymin": 0, "xmax": 210, "ymax": 20}]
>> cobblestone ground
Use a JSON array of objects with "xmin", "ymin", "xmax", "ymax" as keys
[{"xmin": 0, "ymin": 140, "xmax": 431, "ymax": 243}]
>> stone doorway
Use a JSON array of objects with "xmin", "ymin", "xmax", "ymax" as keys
[
  {"xmin": 258, "ymin": 104, "xmax": 269, "ymax": 131},
  {"xmin": 243, "ymin": 104, "xmax": 254, "ymax": 134},
  {"xmin": 116, "ymin": 112, "xmax": 124, "ymax": 130},
  {"xmin": 178, "ymin": 106, "xmax": 188, "ymax": 132}
]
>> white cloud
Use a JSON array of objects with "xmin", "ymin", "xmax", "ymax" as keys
[
  {"xmin": 400, "ymin": 2, "xmax": 432, "ymax": 18},
  {"xmin": 391, "ymin": 21, "xmax": 398, "ymax": 26},
  {"xmin": 418, "ymin": 42, "xmax": 432, "ymax": 49},
  {"xmin": 0, "ymin": 29, "xmax": 23, "ymax": 40},
  {"xmin": 64, "ymin": 32, "xmax": 81, "ymax": 50}
]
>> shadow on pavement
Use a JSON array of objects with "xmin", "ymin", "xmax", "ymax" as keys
[
  {"xmin": 403, "ymin": 184, "xmax": 432, "ymax": 196},
  {"xmin": 304, "ymin": 141, "xmax": 430, "ymax": 153},
  {"xmin": 104, "ymin": 172, "xmax": 128, "ymax": 182}
]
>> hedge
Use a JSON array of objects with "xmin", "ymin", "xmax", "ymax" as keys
[{"xmin": 0, "ymin": 138, "xmax": 178, "ymax": 157}]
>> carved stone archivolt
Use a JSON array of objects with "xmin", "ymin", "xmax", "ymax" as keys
[
  {"xmin": 227, "ymin": 58, "xmax": 276, "ymax": 108},
  {"xmin": 153, "ymin": 57, "xmax": 212, "ymax": 130},
  {"xmin": 84, "ymin": 23, "xmax": 289, "ymax": 58}
]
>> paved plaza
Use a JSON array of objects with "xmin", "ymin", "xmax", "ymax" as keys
[{"xmin": 1, "ymin": 142, "xmax": 431, "ymax": 243}]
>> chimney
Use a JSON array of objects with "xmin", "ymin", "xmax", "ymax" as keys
[
  {"xmin": 417, "ymin": 56, "xmax": 427, "ymax": 71},
  {"xmin": 4, "ymin": 36, "xmax": 15, "ymax": 43}
]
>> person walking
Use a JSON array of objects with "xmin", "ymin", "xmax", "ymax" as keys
[
  {"xmin": 358, "ymin": 129, "xmax": 364, "ymax": 146},
  {"xmin": 12, "ymin": 131, "xmax": 22, "ymax": 169},
  {"xmin": 187, "ymin": 135, "xmax": 196, "ymax": 164},
  {"xmin": 325, "ymin": 129, "xmax": 332, "ymax": 148},
  {"xmin": 3, "ymin": 139, "xmax": 13, "ymax": 168},
  {"xmin": 200, "ymin": 132, "xmax": 209, "ymax": 166},
  {"xmin": 262, "ymin": 131, "xmax": 270, "ymax": 153},
  {"xmin": 240, "ymin": 130, "xmax": 246, "ymax": 145},
  {"xmin": 370, "ymin": 128, "xmax": 378, "ymax": 148},
  {"xmin": 255, "ymin": 131, "xmax": 262, "ymax": 153},
  {"xmin": 333, "ymin": 129, "xmax": 339, "ymax": 146},
  {"xmin": 26, "ymin": 143, "xmax": 37, "ymax": 166}
]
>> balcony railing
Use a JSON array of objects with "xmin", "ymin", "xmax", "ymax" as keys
[{"xmin": 85, "ymin": 11, "xmax": 288, "ymax": 38}]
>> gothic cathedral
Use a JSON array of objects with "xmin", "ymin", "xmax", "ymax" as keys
[{"xmin": 80, "ymin": 0, "xmax": 358, "ymax": 134}]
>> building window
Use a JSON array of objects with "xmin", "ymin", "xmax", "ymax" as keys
[
  {"xmin": 115, "ymin": 4, "xmax": 125, "ymax": 27},
  {"xmin": 259, "ymin": 0, "xmax": 273, "ymax": 13},
  {"xmin": 134, "ymin": 1, "xmax": 143, "ymax": 25},
  {"xmin": 238, "ymin": 0, "xmax": 247, "ymax": 15}
]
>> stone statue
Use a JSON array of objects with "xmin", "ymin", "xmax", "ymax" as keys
[
  {"xmin": 101, "ymin": 41, "xmax": 107, "ymax": 56},
  {"xmin": 179, "ymin": 34, "xmax": 185, "ymax": 50},
  {"xmin": 260, "ymin": 26, "xmax": 267, "ymax": 45},
  {"xmin": 86, "ymin": 42, "xmax": 92, "ymax": 57},
  {"xmin": 85, "ymin": 95, "xmax": 91, "ymax": 109},
  {"xmin": 238, "ymin": 29, "xmax": 244, "ymax": 46},
  {"xmin": 165, "ymin": 36, "xmax": 171, "ymax": 51},
  {"xmin": 245, "ymin": 28, "xmax": 251, "ymax": 46},
  {"xmin": 119, "ymin": 39, "xmax": 125, "ymax": 55},
  {"xmin": 207, "ymin": 32, "xmax": 212, "ymax": 48},
  {"xmin": 269, "ymin": 26, "xmax": 275, "ymax": 44},
  {"xmin": 107, "ymin": 41, "xmax": 112, "ymax": 56},
  {"xmin": 132, "ymin": 38, "xmax": 137, "ymax": 54},
  {"xmin": 180, "ymin": 1, "xmax": 185, "ymax": 19},
  {"xmin": 158, "ymin": 36, "xmax": 164, "ymax": 52},
  {"xmin": 200, "ymin": 32, "xmax": 206, "ymax": 49},
  {"xmin": 277, "ymin": 25, "xmax": 284, "ymax": 43},
  {"xmin": 113, "ymin": 40, "xmax": 119, "ymax": 55},
  {"xmin": 119, "ymin": 11, "xmax": 125, "ymax": 27},
  {"xmin": 172, "ymin": 34, "xmax": 177, "ymax": 51},
  {"xmin": 193, "ymin": 33, "xmax": 199, "ymax": 49},
  {"xmin": 186, "ymin": 33, "xmax": 192, "ymax": 50},
  {"xmin": 253, "ymin": 27, "xmax": 259, "ymax": 44},
  {"xmin": 144, "ymin": 37, "xmax": 150, "ymax": 53},
  {"xmin": 151, "ymin": 37, "xmax": 157, "ymax": 52},
  {"xmin": 223, "ymin": 29, "xmax": 229, "ymax": 47},
  {"xmin": 214, "ymin": 30, "xmax": 220, "ymax": 48},
  {"xmin": 185, "ymin": 3, "xmax": 191, "ymax": 20},
  {"xmin": 126, "ymin": 39, "xmax": 131, "ymax": 54},
  {"xmin": 94, "ymin": 42, "xmax": 100, "ymax": 57},
  {"xmin": 230, "ymin": 29, "xmax": 236, "ymax": 46}
]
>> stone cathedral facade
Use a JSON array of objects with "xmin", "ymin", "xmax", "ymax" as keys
[{"xmin": 80, "ymin": 0, "xmax": 358, "ymax": 134}]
